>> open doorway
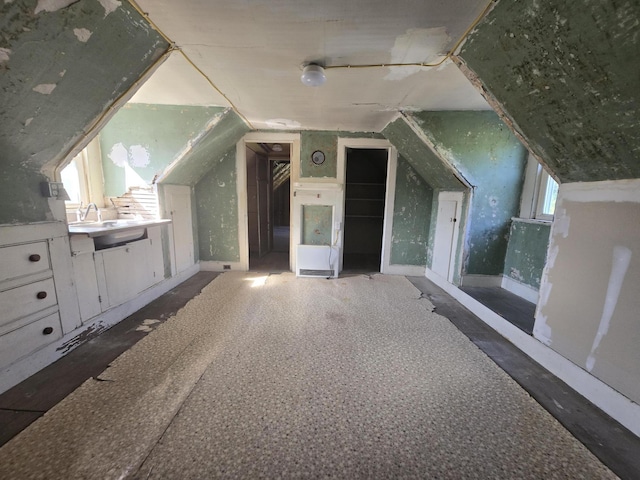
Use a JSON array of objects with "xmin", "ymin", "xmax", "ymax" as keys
[
  {"xmin": 246, "ymin": 142, "xmax": 291, "ymax": 272},
  {"xmin": 343, "ymin": 148, "xmax": 388, "ymax": 272}
]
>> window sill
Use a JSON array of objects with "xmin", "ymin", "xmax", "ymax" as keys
[{"xmin": 511, "ymin": 217, "xmax": 553, "ymax": 225}]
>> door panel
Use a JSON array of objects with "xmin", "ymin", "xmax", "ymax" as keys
[{"xmin": 432, "ymin": 196, "xmax": 459, "ymax": 281}]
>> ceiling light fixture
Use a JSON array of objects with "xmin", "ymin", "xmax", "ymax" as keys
[
  {"xmin": 272, "ymin": 143, "xmax": 283, "ymax": 152},
  {"xmin": 300, "ymin": 64, "xmax": 326, "ymax": 87}
]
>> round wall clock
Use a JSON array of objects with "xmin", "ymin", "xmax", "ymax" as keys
[{"xmin": 311, "ymin": 150, "xmax": 326, "ymax": 165}]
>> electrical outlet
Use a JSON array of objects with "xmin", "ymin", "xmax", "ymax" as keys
[{"xmin": 40, "ymin": 181, "xmax": 68, "ymax": 199}]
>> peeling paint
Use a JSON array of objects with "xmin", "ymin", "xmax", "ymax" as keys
[
  {"xmin": 32, "ymin": 83, "xmax": 57, "ymax": 94},
  {"xmin": 129, "ymin": 144, "xmax": 150, "ymax": 168},
  {"xmin": 384, "ymin": 27, "xmax": 450, "ymax": 81},
  {"xmin": 109, "ymin": 142, "xmax": 129, "ymax": 167},
  {"xmin": 34, "ymin": 0, "xmax": 78, "ymax": 14},
  {"xmin": 24, "ymin": 118, "xmax": 33, "ymax": 127},
  {"xmin": 98, "ymin": 0, "xmax": 121, "ymax": 17},
  {"xmin": 73, "ymin": 28, "xmax": 92, "ymax": 42},
  {"xmin": 0, "ymin": 48, "xmax": 11, "ymax": 66}
]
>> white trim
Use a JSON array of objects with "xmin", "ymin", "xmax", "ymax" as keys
[
  {"xmin": 385, "ymin": 264, "xmax": 427, "ymax": 276},
  {"xmin": 460, "ymin": 274, "xmax": 503, "ymax": 288},
  {"xmin": 237, "ymin": 133, "xmax": 300, "ymax": 273},
  {"xmin": 337, "ymin": 138, "xmax": 396, "ymax": 274},
  {"xmin": 425, "ymin": 268, "xmax": 640, "ymax": 438},
  {"xmin": 434, "ymin": 191, "xmax": 465, "ymax": 283},
  {"xmin": 501, "ymin": 276, "xmax": 539, "ymax": 304},
  {"xmin": 559, "ymin": 178, "xmax": 640, "ymax": 203},
  {"xmin": 511, "ymin": 216, "xmax": 552, "ymax": 226},
  {"xmin": 199, "ymin": 261, "xmax": 243, "ymax": 272},
  {"xmin": 0, "ymin": 264, "xmax": 199, "ymax": 395}
]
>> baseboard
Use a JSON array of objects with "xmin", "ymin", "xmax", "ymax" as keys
[
  {"xmin": 384, "ymin": 264, "xmax": 426, "ymax": 276},
  {"xmin": 460, "ymin": 274, "xmax": 503, "ymax": 287},
  {"xmin": 0, "ymin": 264, "xmax": 199, "ymax": 395},
  {"xmin": 199, "ymin": 261, "xmax": 245, "ymax": 272},
  {"xmin": 425, "ymin": 268, "xmax": 640, "ymax": 438},
  {"xmin": 501, "ymin": 276, "xmax": 539, "ymax": 304}
]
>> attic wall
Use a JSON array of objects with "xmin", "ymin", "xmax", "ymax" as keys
[
  {"xmin": 0, "ymin": 0, "xmax": 168, "ymax": 224},
  {"xmin": 160, "ymin": 110, "xmax": 249, "ymax": 186},
  {"xmin": 458, "ymin": 0, "xmax": 640, "ymax": 183},
  {"xmin": 503, "ymin": 220, "xmax": 551, "ymax": 290},
  {"xmin": 195, "ymin": 148, "xmax": 239, "ymax": 262},
  {"xmin": 382, "ymin": 118, "xmax": 466, "ymax": 191},
  {"xmin": 535, "ymin": 180, "xmax": 640, "ymax": 404},
  {"xmin": 99, "ymin": 104, "xmax": 226, "ymax": 197},
  {"xmin": 390, "ymin": 156, "xmax": 433, "ymax": 266},
  {"xmin": 411, "ymin": 111, "xmax": 527, "ymax": 276}
]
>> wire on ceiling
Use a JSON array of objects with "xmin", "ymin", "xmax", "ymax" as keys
[
  {"xmin": 324, "ymin": 0, "xmax": 496, "ymax": 71},
  {"xmin": 126, "ymin": 0, "xmax": 255, "ymax": 129}
]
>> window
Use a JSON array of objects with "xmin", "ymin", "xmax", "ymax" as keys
[
  {"xmin": 519, "ymin": 153, "xmax": 559, "ymax": 221},
  {"xmin": 59, "ymin": 136, "xmax": 105, "ymax": 212}
]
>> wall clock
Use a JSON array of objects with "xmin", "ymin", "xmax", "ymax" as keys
[{"xmin": 311, "ymin": 150, "xmax": 326, "ymax": 165}]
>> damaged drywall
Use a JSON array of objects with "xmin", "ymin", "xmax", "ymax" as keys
[
  {"xmin": 459, "ymin": 0, "xmax": 640, "ymax": 183},
  {"xmin": 535, "ymin": 180, "xmax": 640, "ymax": 404},
  {"xmin": 99, "ymin": 104, "xmax": 226, "ymax": 196},
  {"xmin": 382, "ymin": 117, "xmax": 466, "ymax": 191},
  {"xmin": 410, "ymin": 111, "xmax": 527, "ymax": 276},
  {"xmin": 0, "ymin": 0, "xmax": 168, "ymax": 224},
  {"xmin": 160, "ymin": 110, "xmax": 249, "ymax": 186},
  {"xmin": 390, "ymin": 156, "xmax": 433, "ymax": 266},
  {"xmin": 195, "ymin": 148, "xmax": 240, "ymax": 262},
  {"xmin": 302, "ymin": 205, "xmax": 333, "ymax": 246},
  {"xmin": 503, "ymin": 220, "xmax": 551, "ymax": 289}
]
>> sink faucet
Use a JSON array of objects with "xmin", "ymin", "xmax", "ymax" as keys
[{"xmin": 80, "ymin": 203, "xmax": 102, "ymax": 222}]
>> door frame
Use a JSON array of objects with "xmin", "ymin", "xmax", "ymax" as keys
[
  {"xmin": 337, "ymin": 138, "xmax": 397, "ymax": 274},
  {"xmin": 237, "ymin": 132, "xmax": 300, "ymax": 272}
]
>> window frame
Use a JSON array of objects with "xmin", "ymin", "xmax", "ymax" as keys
[{"xmin": 519, "ymin": 153, "xmax": 559, "ymax": 222}]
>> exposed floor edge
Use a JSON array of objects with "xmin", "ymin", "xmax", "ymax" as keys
[
  {"xmin": 0, "ymin": 271, "xmax": 219, "ymax": 448},
  {"xmin": 408, "ymin": 274, "xmax": 640, "ymax": 480}
]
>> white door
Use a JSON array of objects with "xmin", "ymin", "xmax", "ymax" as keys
[
  {"xmin": 164, "ymin": 185, "xmax": 195, "ymax": 274},
  {"xmin": 432, "ymin": 192, "xmax": 463, "ymax": 282}
]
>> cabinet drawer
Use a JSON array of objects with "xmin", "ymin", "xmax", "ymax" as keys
[
  {"xmin": 0, "ymin": 278, "xmax": 58, "ymax": 329},
  {"xmin": 0, "ymin": 312, "xmax": 62, "ymax": 368},
  {"xmin": 0, "ymin": 242, "xmax": 51, "ymax": 284}
]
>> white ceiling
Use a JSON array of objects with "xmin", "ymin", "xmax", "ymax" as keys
[{"xmin": 132, "ymin": 0, "xmax": 491, "ymax": 132}]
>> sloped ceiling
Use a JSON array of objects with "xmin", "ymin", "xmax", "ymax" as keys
[
  {"xmin": 0, "ymin": 0, "xmax": 168, "ymax": 224},
  {"xmin": 133, "ymin": 0, "xmax": 491, "ymax": 131},
  {"xmin": 458, "ymin": 0, "xmax": 640, "ymax": 183},
  {"xmin": 160, "ymin": 109, "xmax": 250, "ymax": 185}
]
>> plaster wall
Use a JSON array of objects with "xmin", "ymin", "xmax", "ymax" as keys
[
  {"xmin": 503, "ymin": 220, "xmax": 551, "ymax": 290},
  {"xmin": 535, "ymin": 180, "xmax": 640, "ymax": 404},
  {"xmin": 411, "ymin": 111, "xmax": 527, "ymax": 276},
  {"xmin": 459, "ymin": 0, "xmax": 640, "ymax": 183},
  {"xmin": 0, "ymin": 0, "xmax": 168, "ymax": 224},
  {"xmin": 390, "ymin": 156, "xmax": 433, "ymax": 266},
  {"xmin": 195, "ymin": 148, "xmax": 240, "ymax": 262},
  {"xmin": 100, "ymin": 104, "xmax": 226, "ymax": 197}
]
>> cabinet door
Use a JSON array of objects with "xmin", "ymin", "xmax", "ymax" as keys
[
  {"xmin": 71, "ymin": 254, "xmax": 102, "ymax": 323},
  {"xmin": 98, "ymin": 240, "xmax": 152, "ymax": 307}
]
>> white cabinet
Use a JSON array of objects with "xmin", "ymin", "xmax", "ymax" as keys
[
  {"xmin": 91, "ymin": 226, "xmax": 165, "ymax": 311},
  {"xmin": 0, "ymin": 239, "xmax": 62, "ymax": 369}
]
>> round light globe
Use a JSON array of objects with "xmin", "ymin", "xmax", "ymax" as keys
[{"xmin": 300, "ymin": 64, "xmax": 326, "ymax": 87}]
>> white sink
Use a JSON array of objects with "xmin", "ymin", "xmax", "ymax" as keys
[{"xmin": 68, "ymin": 219, "xmax": 171, "ymax": 249}]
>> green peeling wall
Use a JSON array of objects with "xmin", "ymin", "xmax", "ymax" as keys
[
  {"xmin": 99, "ymin": 104, "xmax": 226, "ymax": 197},
  {"xmin": 459, "ymin": 0, "xmax": 640, "ymax": 183},
  {"xmin": 300, "ymin": 131, "xmax": 383, "ymax": 179},
  {"xmin": 302, "ymin": 206, "xmax": 333, "ymax": 246},
  {"xmin": 195, "ymin": 148, "xmax": 239, "ymax": 262},
  {"xmin": 411, "ymin": 111, "xmax": 527, "ymax": 276},
  {"xmin": 503, "ymin": 220, "xmax": 551, "ymax": 290},
  {"xmin": 382, "ymin": 119, "xmax": 466, "ymax": 191},
  {"xmin": 390, "ymin": 156, "xmax": 433, "ymax": 266},
  {"xmin": 0, "ymin": 0, "xmax": 168, "ymax": 224},
  {"xmin": 161, "ymin": 110, "xmax": 250, "ymax": 186}
]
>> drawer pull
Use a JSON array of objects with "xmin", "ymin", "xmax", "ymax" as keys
[
  {"xmin": 29, "ymin": 254, "xmax": 41, "ymax": 262},
  {"xmin": 42, "ymin": 327, "xmax": 54, "ymax": 335},
  {"xmin": 36, "ymin": 291, "xmax": 48, "ymax": 299}
]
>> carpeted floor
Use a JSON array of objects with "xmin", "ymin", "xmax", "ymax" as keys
[{"xmin": 0, "ymin": 273, "xmax": 615, "ymax": 479}]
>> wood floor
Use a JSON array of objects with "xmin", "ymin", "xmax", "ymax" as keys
[
  {"xmin": 460, "ymin": 285, "xmax": 536, "ymax": 334},
  {"xmin": 0, "ymin": 272, "xmax": 218, "ymax": 447}
]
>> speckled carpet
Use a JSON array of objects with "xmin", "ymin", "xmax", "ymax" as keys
[{"xmin": 0, "ymin": 273, "xmax": 615, "ymax": 479}]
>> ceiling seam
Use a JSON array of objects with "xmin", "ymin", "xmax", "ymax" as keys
[
  {"xmin": 126, "ymin": 0, "xmax": 255, "ymax": 129},
  {"xmin": 324, "ymin": 0, "xmax": 496, "ymax": 71}
]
